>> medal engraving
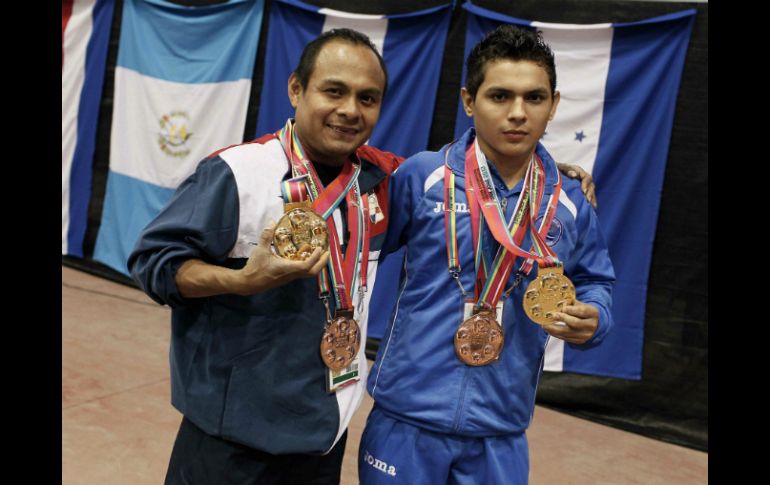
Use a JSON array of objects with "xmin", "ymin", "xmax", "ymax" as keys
[
  {"xmin": 320, "ymin": 311, "xmax": 361, "ymax": 372},
  {"xmin": 454, "ymin": 309, "xmax": 504, "ymax": 366},
  {"xmin": 273, "ymin": 204, "xmax": 329, "ymax": 261},
  {"xmin": 523, "ymin": 266, "xmax": 575, "ymax": 325}
]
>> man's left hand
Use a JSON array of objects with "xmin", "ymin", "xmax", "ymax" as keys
[
  {"xmin": 543, "ymin": 300, "xmax": 600, "ymax": 344},
  {"xmin": 557, "ymin": 163, "xmax": 597, "ymax": 209}
]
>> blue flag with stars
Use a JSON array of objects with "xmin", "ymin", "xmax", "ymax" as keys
[{"xmin": 449, "ymin": 2, "xmax": 696, "ymax": 379}]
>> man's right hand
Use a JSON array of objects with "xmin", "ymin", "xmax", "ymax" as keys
[
  {"xmin": 175, "ymin": 224, "xmax": 329, "ymax": 299},
  {"xmin": 235, "ymin": 225, "xmax": 329, "ymax": 295}
]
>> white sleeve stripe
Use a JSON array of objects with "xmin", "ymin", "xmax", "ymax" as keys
[
  {"xmin": 424, "ymin": 166, "xmax": 444, "ymax": 193},
  {"xmin": 559, "ymin": 190, "xmax": 578, "ymax": 219}
]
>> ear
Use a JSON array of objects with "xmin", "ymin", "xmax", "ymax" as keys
[
  {"xmin": 288, "ymin": 72, "xmax": 302, "ymax": 109},
  {"xmin": 460, "ymin": 87, "xmax": 474, "ymax": 118},
  {"xmin": 548, "ymin": 90, "xmax": 561, "ymax": 121}
]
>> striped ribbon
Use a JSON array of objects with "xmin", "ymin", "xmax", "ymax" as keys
[
  {"xmin": 277, "ymin": 119, "xmax": 367, "ymax": 311},
  {"xmin": 444, "ymin": 138, "xmax": 562, "ymax": 311}
]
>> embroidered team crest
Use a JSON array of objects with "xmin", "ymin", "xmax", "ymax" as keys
[
  {"xmin": 536, "ymin": 215, "xmax": 563, "ymax": 246},
  {"xmin": 158, "ymin": 110, "xmax": 193, "ymax": 158},
  {"xmin": 368, "ymin": 193, "xmax": 384, "ymax": 224}
]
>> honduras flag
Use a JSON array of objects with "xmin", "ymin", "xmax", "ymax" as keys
[
  {"xmin": 93, "ymin": 0, "xmax": 264, "ymax": 275},
  {"xmin": 256, "ymin": 0, "xmax": 452, "ymax": 157},
  {"xmin": 452, "ymin": 2, "xmax": 696, "ymax": 379},
  {"xmin": 62, "ymin": 0, "xmax": 115, "ymax": 257}
]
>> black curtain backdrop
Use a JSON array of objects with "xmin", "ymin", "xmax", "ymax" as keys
[{"xmin": 63, "ymin": 0, "xmax": 707, "ymax": 452}]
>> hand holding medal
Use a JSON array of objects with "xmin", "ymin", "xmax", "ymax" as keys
[
  {"xmin": 230, "ymin": 224, "xmax": 329, "ymax": 295},
  {"xmin": 540, "ymin": 300, "xmax": 600, "ymax": 344}
]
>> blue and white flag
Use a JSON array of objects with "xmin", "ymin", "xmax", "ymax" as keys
[
  {"xmin": 93, "ymin": 0, "xmax": 264, "ymax": 274},
  {"xmin": 451, "ymin": 2, "xmax": 696, "ymax": 379},
  {"xmin": 62, "ymin": 0, "xmax": 115, "ymax": 257},
  {"xmin": 255, "ymin": 0, "xmax": 452, "ymax": 157}
]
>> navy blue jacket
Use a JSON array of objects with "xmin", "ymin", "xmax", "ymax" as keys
[{"xmin": 129, "ymin": 133, "xmax": 399, "ymax": 454}]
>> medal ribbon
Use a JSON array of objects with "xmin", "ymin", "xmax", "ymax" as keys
[
  {"xmin": 277, "ymin": 120, "xmax": 367, "ymax": 312},
  {"xmin": 444, "ymin": 138, "xmax": 563, "ymax": 311},
  {"xmin": 281, "ymin": 175, "xmax": 311, "ymax": 204},
  {"xmin": 518, "ymin": 163, "xmax": 563, "ymax": 275},
  {"xmin": 468, "ymin": 140, "xmax": 539, "ymax": 309}
]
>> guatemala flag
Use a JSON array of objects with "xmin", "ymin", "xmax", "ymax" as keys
[
  {"xmin": 62, "ymin": 0, "xmax": 115, "ymax": 257},
  {"xmin": 255, "ymin": 0, "xmax": 452, "ymax": 157},
  {"xmin": 451, "ymin": 2, "xmax": 696, "ymax": 379},
  {"xmin": 93, "ymin": 0, "xmax": 265, "ymax": 275}
]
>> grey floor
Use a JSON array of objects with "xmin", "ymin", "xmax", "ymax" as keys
[{"xmin": 62, "ymin": 266, "xmax": 707, "ymax": 484}]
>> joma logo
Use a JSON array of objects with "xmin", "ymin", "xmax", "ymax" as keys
[
  {"xmin": 363, "ymin": 450, "xmax": 397, "ymax": 477},
  {"xmin": 433, "ymin": 202, "xmax": 470, "ymax": 213}
]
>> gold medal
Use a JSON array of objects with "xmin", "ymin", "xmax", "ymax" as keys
[
  {"xmin": 320, "ymin": 310, "xmax": 361, "ymax": 372},
  {"xmin": 273, "ymin": 202, "xmax": 329, "ymax": 261},
  {"xmin": 454, "ymin": 308, "xmax": 504, "ymax": 366},
  {"xmin": 523, "ymin": 265, "xmax": 575, "ymax": 325}
]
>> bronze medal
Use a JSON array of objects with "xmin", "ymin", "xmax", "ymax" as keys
[
  {"xmin": 320, "ymin": 310, "xmax": 361, "ymax": 372},
  {"xmin": 454, "ymin": 308, "xmax": 504, "ymax": 366},
  {"xmin": 273, "ymin": 202, "xmax": 329, "ymax": 261},
  {"xmin": 523, "ymin": 265, "xmax": 576, "ymax": 325}
]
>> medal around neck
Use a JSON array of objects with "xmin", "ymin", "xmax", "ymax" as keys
[
  {"xmin": 523, "ymin": 265, "xmax": 576, "ymax": 325},
  {"xmin": 321, "ymin": 309, "xmax": 361, "ymax": 372},
  {"xmin": 273, "ymin": 201, "xmax": 329, "ymax": 261},
  {"xmin": 455, "ymin": 308, "xmax": 504, "ymax": 366}
]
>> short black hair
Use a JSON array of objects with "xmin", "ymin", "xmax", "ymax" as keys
[
  {"xmin": 293, "ymin": 28, "xmax": 389, "ymax": 97},
  {"xmin": 465, "ymin": 25, "xmax": 556, "ymax": 99}
]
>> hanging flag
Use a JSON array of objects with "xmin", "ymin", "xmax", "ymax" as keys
[
  {"xmin": 255, "ymin": 0, "xmax": 452, "ymax": 157},
  {"xmin": 92, "ymin": 0, "xmax": 265, "ymax": 274},
  {"xmin": 448, "ymin": 2, "xmax": 696, "ymax": 379},
  {"xmin": 62, "ymin": 0, "xmax": 115, "ymax": 257}
]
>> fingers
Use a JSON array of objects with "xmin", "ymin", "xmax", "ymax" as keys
[
  {"xmin": 574, "ymin": 169, "xmax": 598, "ymax": 209},
  {"xmin": 273, "ymin": 248, "xmax": 328, "ymax": 278},
  {"xmin": 549, "ymin": 311, "xmax": 583, "ymax": 331},
  {"xmin": 558, "ymin": 163, "xmax": 598, "ymax": 209},
  {"xmin": 560, "ymin": 302, "xmax": 599, "ymax": 320},
  {"xmin": 584, "ymin": 183, "xmax": 597, "ymax": 209},
  {"xmin": 557, "ymin": 163, "xmax": 579, "ymax": 180},
  {"xmin": 301, "ymin": 248, "xmax": 329, "ymax": 276},
  {"xmin": 542, "ymin": 323, "xmax": 584, "ymax": 344},
  {"xmin": 259, "ymin": 223, "xmax": 277, "ymax": 247},
  {"xmin": 542, "ymin": 302, "xmax": 599, "ymax": 344}
]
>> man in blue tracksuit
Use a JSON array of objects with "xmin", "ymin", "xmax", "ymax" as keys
[{"xmin": 360, "ymin": 25, "xmax": 615, "ymax": 484}]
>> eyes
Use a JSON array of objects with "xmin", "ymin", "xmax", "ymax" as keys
[
  {"xmin": 488, "ymin": 91, "xmax": 547, "ymax": 104},
  {"xmin": 323, "ymin": 87, "xmax": 379, "ymax": 107}
]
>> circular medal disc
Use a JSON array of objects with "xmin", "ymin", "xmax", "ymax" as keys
[
  {"xmin": 320, "ymin": 316, "xmax": 361, "ymax": 372},
  {"xmin": 454, "ymin": 309, "xmax": 504, "ymax": 366},
  {"xmin": 523, "ymin": 268, "xmax": 576, "ymax": 326},
  {"xmin": 273, "ymin": 207, "xmax": 329, "ymax": 261}
]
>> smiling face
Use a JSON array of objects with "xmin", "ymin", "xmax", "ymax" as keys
[
  {"xmin": 461, "ymin": 59, "xmax": 560, "ymax": 169},
  {"xmin": 289, "ymin": 40, "xmax": 386, "ymax": 167}
]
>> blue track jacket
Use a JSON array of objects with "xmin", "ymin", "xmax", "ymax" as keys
[{"xmin": 368, "ymin": 128, "xmax": 615, "ymax": 437}]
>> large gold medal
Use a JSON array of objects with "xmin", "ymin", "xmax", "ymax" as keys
[
  {"xmin": 523, "ymin": 265, "xmax": 576, "ymax": 325},
  {"xmin": 320, "ymin": 310, "xmax": 361, "ymax": 372},
  {"xmin": 273, "ymin": 202, "xmax": 329, "ymax": 261},
  {"xmin": 454, "ymin": 308, "xmax": 504, "ymax": 366}
]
